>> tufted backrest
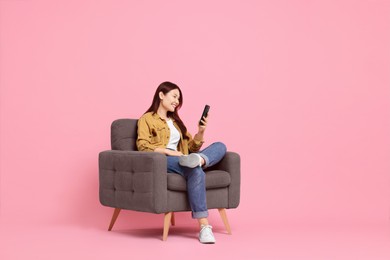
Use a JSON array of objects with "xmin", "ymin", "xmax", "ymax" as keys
[{"xmin": 111, "ymin": 119, "xmax": 138, "ymax": 151}]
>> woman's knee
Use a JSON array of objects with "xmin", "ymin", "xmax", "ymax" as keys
[{"xmin": 212, "ymin": 142, "xmax": 227, "ymax": 153}]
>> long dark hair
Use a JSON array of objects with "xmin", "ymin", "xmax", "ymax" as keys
[{"xmin": 145, "ymin": 81, "xmax": 189, "ymax": 140}]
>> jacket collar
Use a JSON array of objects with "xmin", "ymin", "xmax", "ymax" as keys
[{"xmin": 151, "ymin": 111, "xmax": 175, "ymax": 122}]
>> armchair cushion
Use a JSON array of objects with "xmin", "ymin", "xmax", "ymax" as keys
[{"xmin": 167, "ymin": 170, "xmax": 231, "ymax": 191}]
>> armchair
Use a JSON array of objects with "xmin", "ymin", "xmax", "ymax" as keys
[{"xmin": 99, "ymin": 119, "xmax": 240, "ymax": 240}]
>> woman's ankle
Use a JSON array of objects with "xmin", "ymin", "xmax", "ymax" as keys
[{"xmin": 198, "ymin": 218, "xmax": 209, "ymax": 227}]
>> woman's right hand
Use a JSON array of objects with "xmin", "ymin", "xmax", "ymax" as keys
[
  {"xmin": 166, "ymin": 149, "xmax": 183, "ymax": 156},
  {"xmin": 154, "ymin": 147, "xmax": 183, "ymax": 156}
]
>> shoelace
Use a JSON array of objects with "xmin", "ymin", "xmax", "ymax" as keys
[{"xmin": 200, "ymin": 225, "xmax": 213, "ymax": 232}]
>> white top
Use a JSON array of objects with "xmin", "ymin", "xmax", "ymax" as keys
[{"xmin": 166, "ymin": 119, "xmax": 181, "ymax": 151}]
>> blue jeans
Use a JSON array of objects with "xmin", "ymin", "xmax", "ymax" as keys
[{"xmin": 167, "ymin": 142, "xmax": 227, "ymax": 219}]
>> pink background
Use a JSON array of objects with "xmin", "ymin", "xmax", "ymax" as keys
[{"xmin": 1, "ymin": 0, "xmax": 389, "ymax": 259}]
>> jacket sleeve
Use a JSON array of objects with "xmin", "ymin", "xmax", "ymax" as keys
[
  {"xmin": 136, "ymin": 116, "xmax": 156, "ymax": 152},
  {"xmin": 187, "ymin": 132, "xmax": 204, "ymax": 153}
]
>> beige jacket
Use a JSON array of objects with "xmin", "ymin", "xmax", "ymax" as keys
[{"xmin": 136, "ymin": 112, "xmax": 204, "ymax": 154}]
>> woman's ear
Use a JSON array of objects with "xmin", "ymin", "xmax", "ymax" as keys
[{"xmin": 159, "ymin": 91, "xmax": 164, "ymax": 100}]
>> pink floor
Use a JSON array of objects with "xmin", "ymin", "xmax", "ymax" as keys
[{"xmin": 1, "ymin": 213, "xmax": 389, "ymax": 260}]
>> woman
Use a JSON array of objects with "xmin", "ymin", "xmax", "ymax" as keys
[{"xmin": 136, "ymin": 81, "xmax": 227, "ymax": 244}]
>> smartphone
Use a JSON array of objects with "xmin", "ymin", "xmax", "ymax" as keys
[{"xmin": 199, "ymin": 105, "xmax": 210, "ymax": 126}]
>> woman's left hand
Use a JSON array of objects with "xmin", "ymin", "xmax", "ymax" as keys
[
  {"xmin": 193, "ymin": 114, "xmax": 208, "ymax": 143},
  {"xmin": 198, "ymin": 114, "xmax": 209, "ymax": 133}
]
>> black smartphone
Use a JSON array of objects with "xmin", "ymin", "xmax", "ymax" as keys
[{"xmin": 199, "ymin": 105, "xmax": 210, "ymax": 125}]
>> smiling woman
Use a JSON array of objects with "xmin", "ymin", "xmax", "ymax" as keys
[{"xmin": 136, "ymin": 81, "xmax": 228, "ymax": 244}]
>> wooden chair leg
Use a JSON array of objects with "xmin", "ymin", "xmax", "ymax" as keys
[
  {"xmin": 163, "ymin": 212, "xmax": 173, "ymax": 241},
  {"xmin": 218, "ymin": 208, "xmax": 232, "ymax": 234},
  {"xmin": 108, "ymin": 208, "xmax": 121, "ymax": 231},
  {"xmin": 171, "ymin": 212, "xmax": 175, "ymax": 226}
]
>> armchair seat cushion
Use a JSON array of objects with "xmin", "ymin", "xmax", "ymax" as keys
[{"xmin": 167, "ymin": 170, "xmax": 231, "ymax": 192}]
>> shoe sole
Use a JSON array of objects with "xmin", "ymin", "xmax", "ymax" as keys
[{"xmin": 200, "ymin": 241, "xmax": 215, "ymax": 244}]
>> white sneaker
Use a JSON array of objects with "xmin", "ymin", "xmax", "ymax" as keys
[
  {"xmin": 179, "ymin": 154, "xmax": 202, "ymax": 168},
  {"xmin": 199, "ymin": 225, "xmax": 216, "ymax": 244}
]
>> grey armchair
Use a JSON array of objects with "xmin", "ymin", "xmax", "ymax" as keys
[{"xmin": 99, "ymin": 119, "xmax": 240, "ymax": 240}]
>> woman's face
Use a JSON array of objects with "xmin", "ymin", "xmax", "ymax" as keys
[{"xmin": 160, "ymin": 89, "xmax": 180, "ymax": 112}]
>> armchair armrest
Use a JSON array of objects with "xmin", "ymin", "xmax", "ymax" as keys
[
  {"xmin": 99, "ymin": 150, "xmax": 168, "ymax": 214},
  {"xmin": 208, "ymin": 151, "xmax": 241, "ymax": 208}
]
